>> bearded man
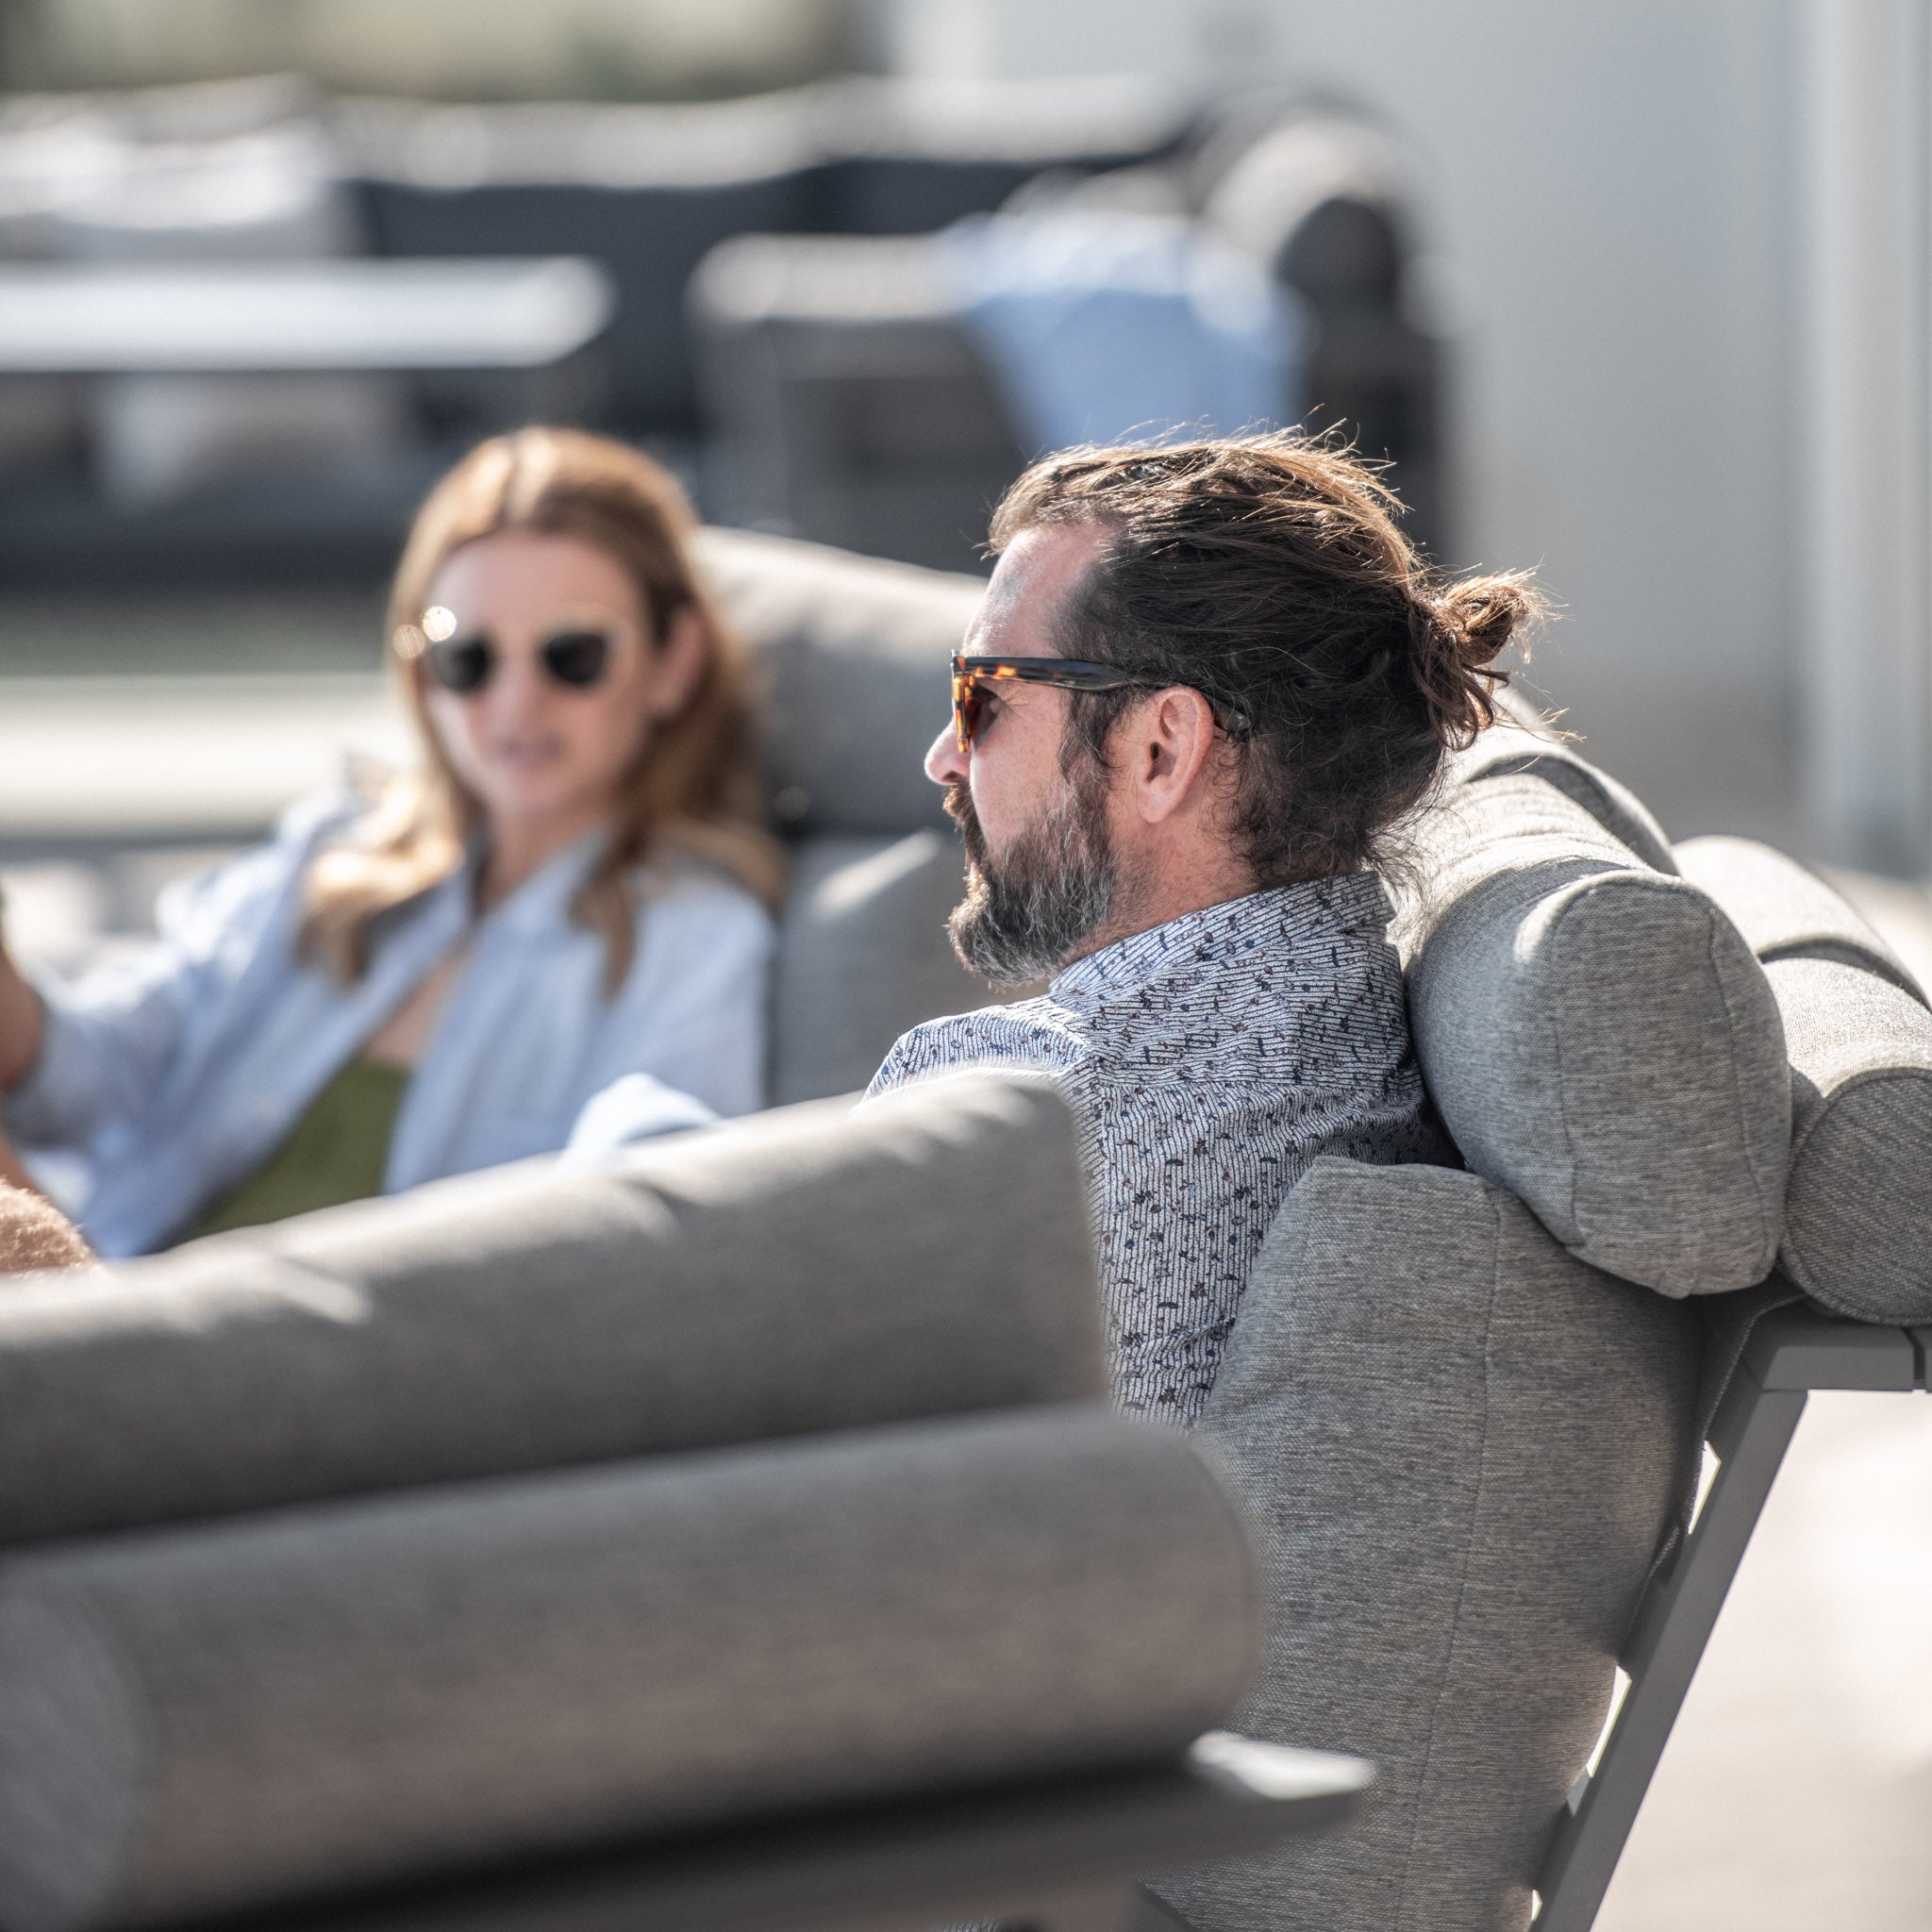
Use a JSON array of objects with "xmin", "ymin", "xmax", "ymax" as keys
[{"xmin": 867, "ymin": 433, "xmax": 1540, "ymax": 1424}]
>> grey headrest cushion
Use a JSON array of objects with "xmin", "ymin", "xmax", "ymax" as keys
[
  {"xmin": 1393, "ymin": 739, "xmax": 1790, "ymax": 1295},
  {"xmin": 1675, "ymin": 836, "xmax": 1932, "ymax": 1323}
]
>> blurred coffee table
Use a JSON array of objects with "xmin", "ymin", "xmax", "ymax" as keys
[{"xmin": 0, "ymin": 257, "xmax": 614, "ymax": 375}]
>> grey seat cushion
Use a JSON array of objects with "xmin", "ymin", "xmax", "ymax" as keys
[
  {"xmin": 1676, "ymin": 836, "xmax": 1932, "ymax": 1322},
  {"xmin": 772, "ymin": 829, "xmax": 1042, "ymax": 1105},
  {"xmin": 0, "ymin": 1407, "xmax": 1260, "ymax": 1932},
  {"xmin": 694, "ymin": 525, "xmax": 978, "ymax": 839},
  {"xmin": 0, "ymin": 1074, "xmax": 1099, "ymax": 1542},
  {"xmin": 1160, "ymin": 1158, "xmax": 1697, "ymax": 1932},
  {"xmin": 1392, "ymin": 739, "xmax": 1790, "ymax": 1295}
]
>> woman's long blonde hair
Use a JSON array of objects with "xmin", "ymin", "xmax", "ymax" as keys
[{"xmin": 300, "ymin": 428, "xmax": 781, "ymax": 990}]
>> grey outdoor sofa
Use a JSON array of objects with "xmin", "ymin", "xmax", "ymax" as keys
[
  {"xmin": 0, "ymin": 1074, "xmax": 1368, "ymax": 1932},
  {"xmin": 688, "ymin": 527, "xmax": 1932, "ymax": 1930},
  {"xmin": 0, "ymin": 527, "xmax": 1926, "ymax": 1932}
]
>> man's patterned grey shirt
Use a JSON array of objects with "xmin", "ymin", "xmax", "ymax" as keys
[{"xmin": 868, "ymin": 874, "xmax": 1449, "ymax": 1426}]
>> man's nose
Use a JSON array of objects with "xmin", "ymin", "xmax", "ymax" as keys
[{"xmin": 924, "ymin": 720, "xmax": 966, "ymax": 787}]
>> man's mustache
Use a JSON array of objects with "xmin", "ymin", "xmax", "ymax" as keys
[{"xmin": 943, "ymin": 782, "xmax": 988, "ymax": 868}]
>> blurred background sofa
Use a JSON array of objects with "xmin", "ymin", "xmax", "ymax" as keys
[{"xmin": 0, "ymin": 72, "xmax": 1444, "ymax": 587}]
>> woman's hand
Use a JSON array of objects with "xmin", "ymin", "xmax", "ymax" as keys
[{"xmin": 0, "ymin": 940, "xmax": 42, "ymax": 1093}]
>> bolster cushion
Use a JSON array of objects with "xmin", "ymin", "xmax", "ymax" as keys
[
  {"xmin": 0, "ymin": 1074, "xmax": 1102, "ymax": 1543},
  {"xmin": 1160, "ymin": 1158, "xmax": 1698, "ymax": 1932},
  {"xmin": 1394, "ymin": 746, "xmax": 1790, "ymax": 1295},
  {"xmin": 0, "ymin": 1408, "xmax": 1261, "ymax": 1932},
  {"xmin": 1675, "ymin": 835, "xmax": 1932, "ymax": 1322}
]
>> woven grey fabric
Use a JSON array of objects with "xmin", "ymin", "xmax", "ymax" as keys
[
  {"xmin": 0, "ymin": 1075, "xmax": 1101, "ymax": 1542},
  {"xmin": 1760, "ymin": 958, "xmax": 1932, "ymax": 1320},
  {"xmin": 1393, "ymin": 769, "xmax": 1790, "ymax": 1294},
  {"xmin": 0, "ymin": 1407, "xmax": 1261, "ymax": 1932},
  {"xmin": 693, "ymin": 525, "xmax": 976, "ymax": 838},
  {"xmin": 1446, "ymin": 723, "xmax": 1676, "ymax": 874},
  {"xmin": 1674, "ymin": 838, "xmax": 1932, "ymax": 1322},
  {"xmin": 1675, "ymin": 834, "xmax": 1925, "ymax": 998},
  {"xmin": 1158, "ymin": 1158, "xmax": 1697, "ymax": 1932},
  {"xmin": 771, "ymin": 830, "xmax": 1041, "ymax": 1105}
]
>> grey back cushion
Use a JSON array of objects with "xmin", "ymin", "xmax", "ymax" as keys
[
  {"xmin": 0, "ymin": 1075, "xmax": 1099, "ymax": 1543},
  {"xmin": 1160, "ymin": 1157, "xmax": 1697, "ymax": 1932},
  {"xmin": 1675, "ymin": 836, "xmax": 1932, "ymax": 1323},
  {"xmin": 1393, "ymin": 737, "xmax": 1790, "ymax": 1295},
  {"xmin": 693, "ymin": 525, "xmax": 978, "ymax": 839},
  {"xmin": 0, "ymin": 1407, "xmax": 1259, "ymax": 1932},
  {"xmin": 772, "ymin": 829, "xmax": 1043, "ymax": 1104}
]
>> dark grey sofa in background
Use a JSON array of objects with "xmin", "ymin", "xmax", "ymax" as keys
[{"xmin": 0, "ymin": 75, "xmax": 1442, "ymax": 588}]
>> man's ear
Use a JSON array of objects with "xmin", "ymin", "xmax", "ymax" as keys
[{"xmin": 1126, "ymin": 687, "xmax": 1222, "ymax": 824}]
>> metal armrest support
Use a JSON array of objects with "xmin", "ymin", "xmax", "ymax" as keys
[{"xmin": 1535, "ymin": 1309, "xmax": 1925, "ymax": 1931}]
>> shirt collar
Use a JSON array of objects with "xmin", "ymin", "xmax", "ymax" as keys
[
  {"xmin": 457, "ymin": 822, "xmax": 613, "ymax": 939},
  {"xmin": 1048, "ymin": 873, "xmax": 1392, "ymax": 1007}
]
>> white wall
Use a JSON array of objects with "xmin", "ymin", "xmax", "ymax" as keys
[{"xmin": 888, "ymin": 0, "xmax": 1881, "ymax": 859}]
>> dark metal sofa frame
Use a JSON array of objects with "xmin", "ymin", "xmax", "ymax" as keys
[{"xmin": 1536, "ymin": 1303, "xmax": 1931, "ymax": 1929}]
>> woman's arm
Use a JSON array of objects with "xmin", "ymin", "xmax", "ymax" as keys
[{"xmin": 3, "ymin": 799, "xmax": 351, "ymax": 1151}]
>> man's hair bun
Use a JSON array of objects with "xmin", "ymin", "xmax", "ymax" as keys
[{"xmin": 1414, "ymin": 570, "xmax": 1545, "ymax": 747}]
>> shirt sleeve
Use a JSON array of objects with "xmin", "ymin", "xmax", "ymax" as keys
[
  {"xmin": 3, "ymin": 798, "xmax": 346, "ymax": 1149},
  {"xmin": 558, "ymin": 1073, "xmax": 719, "ymax": 1166},
  {"xmin": 587, "ymin": 874, "xmax": 776, "ymax": 1121}
]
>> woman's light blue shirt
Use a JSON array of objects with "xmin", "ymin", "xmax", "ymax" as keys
[{"xmin": 4, "ymin": 794, "xmax": 774, "ymax": 1257}]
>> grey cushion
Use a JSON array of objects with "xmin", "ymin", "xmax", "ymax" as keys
[
  {"xmin": 694, "ymin": 525, "xmax": 978, "ymax": 838},
  {"xmin": 0, "ymin": 1407, "xmax": 1261, "ymax": 1932},
  {"xmin": 1674, "ymin": 833, "xmax": 1923, "ymax": 996},
  {"xmin": 772, "ymin": 829, "xmax": 1042, "ymax": 1105},
  {"xmin": 0, "ymin": 1075, "xmax": 1100, "ymax": 1542},
  {"xmin": 1676, "ymin": 836, "xmax": 1932, "ymax": 1322},
  {"xmin": 1448, "ymin": 715, "xmax": 1675, "ymax": 874},
  {"xmin": 1161, "ymin": 1158, "xmax": 1697, "ymax": 1932},
  {"xmin": 1394, "ymin": 755, "xmax": 1790, "ymax": 1295}
]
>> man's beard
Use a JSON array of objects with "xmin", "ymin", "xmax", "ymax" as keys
[{"xmin": 944, "ymin": 768, "xmax": 1117, "ymax": 988}]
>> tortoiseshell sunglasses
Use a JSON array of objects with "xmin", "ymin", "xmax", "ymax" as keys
[{"xmin": 950, "ymin": 653, "xmax": 1249, "ymax": 753}]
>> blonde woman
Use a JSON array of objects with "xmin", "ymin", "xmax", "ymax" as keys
[{"xmin": 0, "ymin": 430, "xmax": 781, "ymax": 1257}]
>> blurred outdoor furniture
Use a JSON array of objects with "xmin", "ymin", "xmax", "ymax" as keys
[
  {"xmin": 0, "ymin": 257, "xmax": 612, "ymax": 374},
  {"xmin": 0, "ymin": 74, "xmax": 1449, "ymax": 590},
  {"xmin": 0, "ymin": 256, "xmax": 611, "ymax": 588},
  {"xmin": 691, "ymin": 234, "xmax": 1031, "ymax": 575},
  {"xmin": 690, "ymin": 108, "xmax": 1446, "ymax": 574},
  {"xmin": 341, "ymin": 76, "xmax": 1183, "ymax": 445}
]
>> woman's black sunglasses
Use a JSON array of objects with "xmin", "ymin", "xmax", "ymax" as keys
[{"xmin": 397, "ymin": 608, "xmax": 627, "ymax": 695}]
